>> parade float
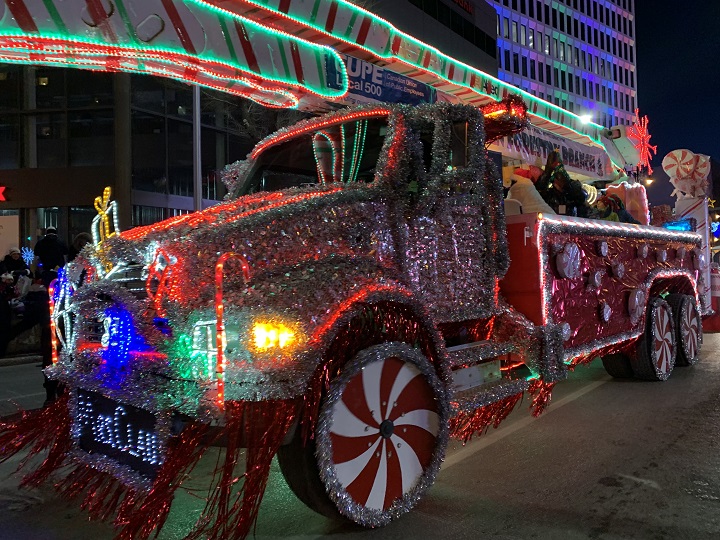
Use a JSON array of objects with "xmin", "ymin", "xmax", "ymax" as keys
[
  {"xmin": 0, "ymin": 97, "xmax": 709, "ymax": 539},
  {"xmin": 0, "ymin": 1, "xmax": 711, "ymax": 539}
]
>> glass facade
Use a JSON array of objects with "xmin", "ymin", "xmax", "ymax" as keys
[
  {"xmin": 491, "ymin": 0, "xmax": 637, "ymax": 128},
  {"xmin": 129, "ymin": 75, "xmax": 254, "ymax": 221},
  {"xmin": 0, "ymin": 65, "xmax": 258, "ymax": 244}
]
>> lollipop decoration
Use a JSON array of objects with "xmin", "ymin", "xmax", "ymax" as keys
[{"xmin": 662, "ymin": 149, "xmax": 711, "ymax": 199}]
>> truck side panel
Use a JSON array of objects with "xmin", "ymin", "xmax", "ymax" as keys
[{"xmin": 502, "ymin": 214, "xmax": 703, "ymax": 361}]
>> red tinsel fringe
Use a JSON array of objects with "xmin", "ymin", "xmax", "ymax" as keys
[
  {"xmin": 54, "ymin": 419, "xmax": 213, "ymax": 540},
  {"xmin": 0, "ymin": 394, "xmax": 299, "ymax": 540},
  {"xmin": 449, "ymin": 391, "xmax": 523, "ymax": 444},
  {"xmin": 114, "ymin": 419, "xmax": 213, "ymax": 540},
  {"xmin": 0, "ymin": 394, "xmax": 72, "ymax": 487},
  {"xmin": 528, "ymin": 379, "xmax": 556, "ymax": 417},
  {"xmin": 186, "ymin": 399, "xmax": 298, "ymax": 540},
  {"xmin": 56, "ymin": 463, "xmax": 129, "ymax": 522}
]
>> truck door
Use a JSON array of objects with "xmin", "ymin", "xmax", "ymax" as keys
[{"xmin": 402, "ymin": 107, "xmax": 506, "ymax": 323}]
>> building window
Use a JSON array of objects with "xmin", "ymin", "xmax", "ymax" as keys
[
  {"xmin": 530, "ymin": 59, "xmax": 536, "ymax": 79},
  {"xmin": 512, "ymin": 21, "xmax": 518, "ymax": 42},
  {"xmin": 69, "ymin": 110, "xmax": 114, "ymax": 167},
  {"xmin": 36, "ymin": 113, "xmax": 67, "ymax": 168},
  {"xmin": 0, "ymin": 115, "xmax": 20, "ymax": 169},
  {"xmin": 522, "ymin": 56, "xmax": 528, "ymax": 77},
  {"xmin": 503, "ymin": 18, "xmax": 510, "ymax": 39},
  {"xmin": 521, "ymin": 24, "xmax": 527, "ymax": 46},
  {"xmin": 513, "ymin": 52, "xmax": 520, "ymax": 74}
]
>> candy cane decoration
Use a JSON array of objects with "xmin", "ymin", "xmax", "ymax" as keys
[{"xmin": 92, "ymin": 186, "xmax": 120, "ymax": 274}]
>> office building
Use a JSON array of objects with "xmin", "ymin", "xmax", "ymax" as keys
[{"xmin": 490, "ymin": 0, "xmax": 637, "ymax": 128}]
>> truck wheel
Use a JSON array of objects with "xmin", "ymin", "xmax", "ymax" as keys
[
  {"xmin": 631, "ymin": 297, "xmax": 676, "ymax": 381},
  {"xmin": 278, "ymin": 342, "xmax": 449, "ymax": 526},
  {"xmin": 666, "ymin": 294, "xmax": 702, "ymax": 366},
  {"xmin": 601, "ymin": 353, "xmax": 634, "ymax": 378}
]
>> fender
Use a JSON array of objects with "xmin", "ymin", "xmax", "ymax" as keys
[{"xmin": 217, "ymin": 257, "xmax": 450, "ymax": 402}]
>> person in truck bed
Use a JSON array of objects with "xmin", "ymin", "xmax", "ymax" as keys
[
  {"xmin": 537, "ymin": 150, "xmax": 589, "ymax": 217},
  {"xmin": 595, "ymin": 194, "xmax": 641, "ymax": 224}
]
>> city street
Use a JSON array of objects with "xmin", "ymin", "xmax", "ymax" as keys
[{"xmin": 0, "ymin": 336, "xmax": 718, "ymax": 539}]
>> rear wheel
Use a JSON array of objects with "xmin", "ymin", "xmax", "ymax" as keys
[
  {"xmin": 278, "ymin": 342, "xmax": 449, "ymax": 526},
  {"xmin": 666, "ymin": 294, "xmax": 702, "ymax": 366},
  {"xmin": 631, "ymin": 297, "xmax": 676, "ymax": 381},
  {"xmin": 601, "ymin": 353, "xmax": 634, "ymax": 378}
]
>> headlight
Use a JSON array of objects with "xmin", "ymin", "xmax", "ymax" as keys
[{"xmin": 252, "ymin": 321, "xmax": 298, "ymax": 351}]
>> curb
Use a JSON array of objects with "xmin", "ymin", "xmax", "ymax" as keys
[{"xmin": 0, "ymin": 354, "xmax": 43, "ymax": 367}]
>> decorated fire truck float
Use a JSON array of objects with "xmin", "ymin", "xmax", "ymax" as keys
[{"xmin": 0, "ymin": 98, "xmax": 708, "ymax": 539}]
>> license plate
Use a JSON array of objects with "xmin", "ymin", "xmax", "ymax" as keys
[{"xmin": 75, "ymin": 389, "xmax": 164, "ymax": 479}]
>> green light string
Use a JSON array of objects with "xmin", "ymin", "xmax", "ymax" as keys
[
  {"xmin": 230, "ymin": 0, "xmax": 607, "ymax": 145},
  {"xmin": 346, "ymin": 120, "xmax": 368, "ymax": 183}
]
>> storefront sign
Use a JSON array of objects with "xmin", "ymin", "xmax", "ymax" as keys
[
  {"xmin": 328, "ymin": 54, "xmax": 436, "ymax": 106},
  {"xmin": 453, "ymin": 0, "xmax": 475, "ymax": 15},
  {"xmin": 0, "ymin": 186, "xmax": 5, "ymax": 201},
  {"xmin": 493, "ymin": 124, "xmax": 613, "ymax": 180}
]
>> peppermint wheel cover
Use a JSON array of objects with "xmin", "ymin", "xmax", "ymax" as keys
[
  {"xmin": 651, "ymin": 302, "xmax": 675, "ymax": 377},
  {"xmin": 317, "ymin": 343, "xmax": 449, "ymax": 526},
  {"xmin": 680, "ymin": 299, "xmax": 701, "ymax": 361}
]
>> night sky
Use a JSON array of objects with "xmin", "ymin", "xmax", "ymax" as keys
[{"xmin": 635, "ymin": 3, "xmax": 720, "ymax": 174}]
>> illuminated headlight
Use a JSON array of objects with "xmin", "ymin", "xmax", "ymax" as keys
[{"xmin": 251, "ymin": 321, "xmax": 299, "ymax": 352}]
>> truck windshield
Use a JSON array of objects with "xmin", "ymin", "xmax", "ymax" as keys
[{"xmin": 242, "ymin": 117, "xmax": 388, "ymax": 194}]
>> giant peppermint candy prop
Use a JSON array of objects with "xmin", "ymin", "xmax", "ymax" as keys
[{"xmin": 662, "ymin": 149, "xmax": 711, "ymax": 199}]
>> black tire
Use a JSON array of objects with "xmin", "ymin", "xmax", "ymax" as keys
[
  {"xmin": 601, "ymin": 353, "xmax": 634, "ymax": 378},
  {"xmin": 666, "ymin": 294, "xmax": 702, "ymax": 366},
  {"xmin": 277, "ymin": 424, "xmax": 342, "ymax": 519},
  {"xmin": 631, "ymin": 297, "xmax": 676, "ymax": 381},
  {"xmin": 277, "ymin": 342, "xmax": 449, "ymax": 526}
]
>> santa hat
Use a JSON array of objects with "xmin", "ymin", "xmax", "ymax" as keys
[
  {"xmin": 511, "ymin": 168, "xmax": 533, "ymax": 184},
  {"xmin": 599, "ymin": 195, "xmax": 624, "ymax": 212}
]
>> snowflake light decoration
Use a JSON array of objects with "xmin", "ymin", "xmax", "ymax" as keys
[
  {"xmin": 21, "ymin": 247, "xmax": 34, "ymax": 267},
  {"xmin": 627, "ymin": 108, "xmax": 657, "ymax": 175}
]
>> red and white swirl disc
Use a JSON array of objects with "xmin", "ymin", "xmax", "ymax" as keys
[
  {"xmin": 662, "ymin": 149, "xmax": 696, "ymax": 179},
  {"xmin": 652, "ymin": 303, "xmax": 674, "ymax": 376},
  {"xmin": 692, "ymin": 154, "xmax": 711, "ymax": 181},
  {"xmin": 681, "ymin": 301, "xmax": 700, "ymax": 360},
  {"xmin": 329, "ymin": 356, "xmax": 439, "ymax": 510}
]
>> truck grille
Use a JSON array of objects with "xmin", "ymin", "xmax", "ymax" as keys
[{"xmin": 105, "ymin": 263, "xmax": 147, "ymax": 300}]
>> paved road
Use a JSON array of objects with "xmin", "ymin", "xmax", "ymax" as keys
[{"xmin": 0, "ymin": 337, "xmax": 718, "ymax": 539}]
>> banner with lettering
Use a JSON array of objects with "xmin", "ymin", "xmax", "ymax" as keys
[
  {"xmin": 492, "ymin": 124, "xmax": 613, "ymax": 180},
  {"xmin": 327, "ymin": 54, "xmax": 436, "ymax": 106}
]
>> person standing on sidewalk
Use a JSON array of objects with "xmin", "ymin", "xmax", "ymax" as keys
[
  {"xmin": 5, "ymin": 275, "xmax": 56, "ymax": 404},
  {"xmin": 33, "ymin": 226, "xmax": 68, "ymax": 287},
  {"xmin": 0, "ymin": 272, "xmax": 18, "ymax": 358}
]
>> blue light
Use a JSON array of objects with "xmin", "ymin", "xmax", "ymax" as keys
[
  {"xmin": 21, "ymin": 247, "xmax": 34, "ymax": 267},
  {"xmin": 52, "ymin": 267, "xmax": 71, "ymax": 304},
  {"xmin": 663, "ymin": 219, "xmax": 693, "ymax": 232},
  {"xmin": 101, "ymin": 306, "xmax": 148, "ymax": 369}
]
